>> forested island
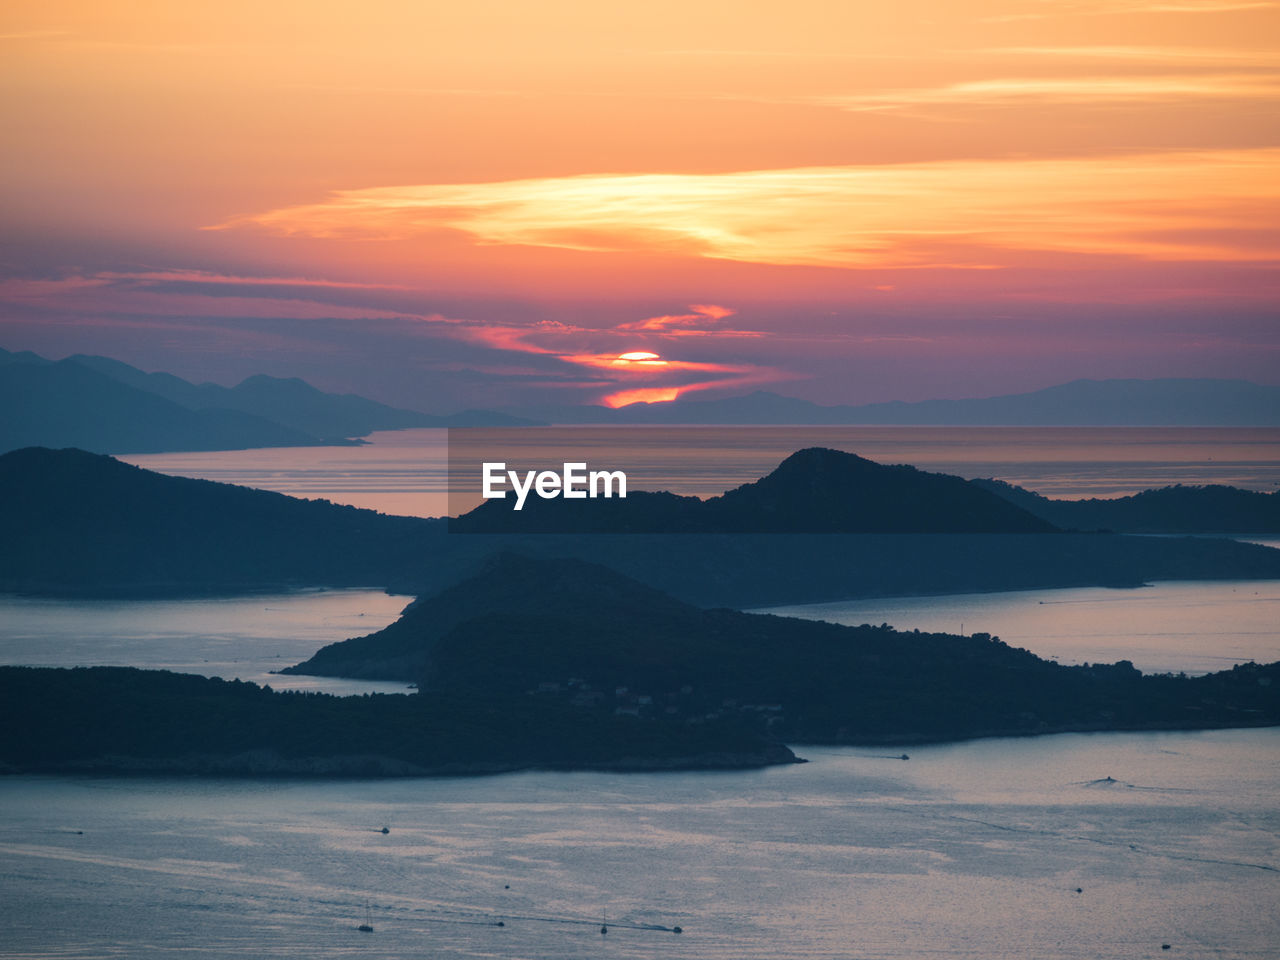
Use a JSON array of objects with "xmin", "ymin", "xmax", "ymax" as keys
[{"xmin": 5, "ymin": 556, "xmax": 1277, "ymax": 777}]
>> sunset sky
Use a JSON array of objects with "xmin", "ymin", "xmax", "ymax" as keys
[{"xmin": 2, "ymin": 0, "xmax": 1278, "ymax": 410}]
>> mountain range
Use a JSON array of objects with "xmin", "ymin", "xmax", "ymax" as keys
[{"xmin": 0, "ymin": 347, "xmax": 536, "ymax": 454}]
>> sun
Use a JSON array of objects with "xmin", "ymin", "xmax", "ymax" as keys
[{"xmin": 612, "ymin": 351, "xmax": 668, "ymax": 366}]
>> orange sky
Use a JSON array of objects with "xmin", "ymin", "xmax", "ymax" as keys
[{"xmin": 2, "ymin": 0, "xmax": 1278, "ymax": 408}]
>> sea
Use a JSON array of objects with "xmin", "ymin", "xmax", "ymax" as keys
[
  {"xmin": 3, "ymin": 426, "xmax": 1278, "ymax": 958},
  {"xmin": 2, "ymin": 733, "xmax": 1277, "ymax": 959}
]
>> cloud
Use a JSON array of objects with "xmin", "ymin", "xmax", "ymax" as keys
[
  {"xmin": 402, "ymin": 304, "xmax": 792, "ymax": 408},
  {"xmin": 615, "ymin": 303, "xmax": 763, "ymax": 337},
  {"xmin": 982, "ymin": 45, "xmax": 1280, "ymax": 64},
  {"xmin": 217, "ymin": 149, "xmax": 1280, "ymax": 271},
  {"xmin": 0, "ymin": 271, "xmax": 417, "ymax": 323},
  {"xmin": 810, "ymin": 73, "xmax": 1280, "ymax": 111},
  {"xmin": 985, "ymin": 0, "xmax": 1278, "ymax": 20}
]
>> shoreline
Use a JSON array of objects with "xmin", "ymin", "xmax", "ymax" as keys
[{"xmin": 6, "ymin": 718, "xmax": 1280, "ymax": 780}]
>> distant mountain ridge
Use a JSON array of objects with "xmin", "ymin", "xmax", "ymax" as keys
[
  {"xmin": 515, "ymin": 378, "xmax": 1280, "ymax": 425},
  {"xmin": 0, "ymin": 347, "xmax": 538, "ymax": 454},
  {"xmin": 0, "ymin": 359, "xmax": 321, "ymax": 454}
]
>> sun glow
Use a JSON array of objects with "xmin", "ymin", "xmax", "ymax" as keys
[
  {"xmin": 613, "ymin": 351, "xmax": 668, "ymax": 365},
  {"xmin": 601, "ymin": 386, "xmax": 682, "ymax": 408}
]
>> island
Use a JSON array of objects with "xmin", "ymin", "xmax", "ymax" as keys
[
  {"xmin": 4, "ymin": 555, "xmax": 1277, "ymax": 777},
  {"xmin": 4, "ymin": 446, "xmax": 1280, "ymax": 606}
]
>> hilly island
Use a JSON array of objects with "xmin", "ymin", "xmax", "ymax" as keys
[{"xmin": 3, "ymin": 554, "xmax": 1278, "ymax": 776}]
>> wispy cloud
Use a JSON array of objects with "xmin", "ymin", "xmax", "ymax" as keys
[
  {"xmin": 985, "ymin": 0, "xmax": 1278, "ymax": 21},
  {"xmin": 216, "ymin": 149, "xmax": 1280, "ymax": 271},
  {"xmin": 982, "ymin": 44, "xmax": 1280, "ymax": 63},
  {"xmin": 0, "ymin": 30, "xmax": 68, "ymax": 41},
  {"xmin": 0, "ymin": 270, "xmax": 416, "ymax": 322},
  {"xmin": 808, "ymin": 73, "xmax": 1280, "ymax": 111},
  {"xmin": 616, "ymin": 303, "xmax": 763, "ymax": 338}
]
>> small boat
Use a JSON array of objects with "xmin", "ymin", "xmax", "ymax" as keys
[
  {"xmin": 600, "ymin": 910, "xmax": 608, "ymax": 935},
  {"xmin": 357, "ymin": 900, "xmax": 374, "ymax": 933}
]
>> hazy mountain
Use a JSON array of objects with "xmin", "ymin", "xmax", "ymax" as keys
[
  {"xmin": 0, "ymin": 347, "xmax": 50, "ymax": 367},
  {"xmin": 1, "ymin": 347, "xmax": 539, "ymax": 454},
  {"xmin": 519, "ymin": 379, "xmax": 1280, "ymax": 426},
  {"xmin": 0, "ymin": 360, "xmax": 322, "ymax": 455},
  {"xmin": 972, "ymin": 479, "xmax": 1280, "ymax": 533},
  {"xmin": 452, "ymin": 448, "xmax": 1057, "ymax": 533},
  {"xmin": 66, "ymin": 353, "xmax": 465, "ymax": 437}
]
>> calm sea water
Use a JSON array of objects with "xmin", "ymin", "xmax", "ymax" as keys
[
  {"xmin": 760, "ymin": 580, "xmax": 1280, "ymax": 676},
  {"xmin": 0, "ymin": 590, "xmax": 412, "ymax": 695},
  {"xmin": 121, "ymin": 425, "xmax": 1280, "ymax": 518},
  {"xmin": 2, "ymin": 730, "xmax": 1277, "ymax": 960}
]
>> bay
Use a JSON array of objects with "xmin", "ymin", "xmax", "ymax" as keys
[{"xmin": 759, "ymin": 580, "xmax": 1280, "ymax": 676}]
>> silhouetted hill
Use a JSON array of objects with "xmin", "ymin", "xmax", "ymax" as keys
[
  {"xmin": 518, "ymin": 379, "xmax": 1280, "ymax": 425},
  {"xmin": 67, "ymin": 353, "xmax": 540, "ymax": 433},
  {"xmin": 0, "ymin": 447, "xmax": 437, "ymax": 595},
  {"xmin": 210, "ymin": 373, "xmax": 435, "ymax": 438},
  {"xmin": 452, "ymin": 448, "xmax": 1057, "ymax": 533},
  {"xmin": 704, "ymin": 448, "xmax": 1056, "ymax": 532},
  {"xmin": 285, "ymin": 552, "xmax": 701, "ymax": 679},
  {"xmin": 0, "ymin": 360, "xmax": 322, "ymax": 455},
  {"xmin": 972, "ymin": 479, "xmax": 1280, "ymax": 533},
  {"xmin": 284, "ymin": 555, "xmax": 1280, "ymax": 746}
]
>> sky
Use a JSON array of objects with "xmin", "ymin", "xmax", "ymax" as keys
[{"xmin": 1, "ymin": 0, "xmax": 1278, "ymax": 411}]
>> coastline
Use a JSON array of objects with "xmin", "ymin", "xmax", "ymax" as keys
[{"xmin": 8, "ymin": 717, "xmax": 1280, "ymax": 779}]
